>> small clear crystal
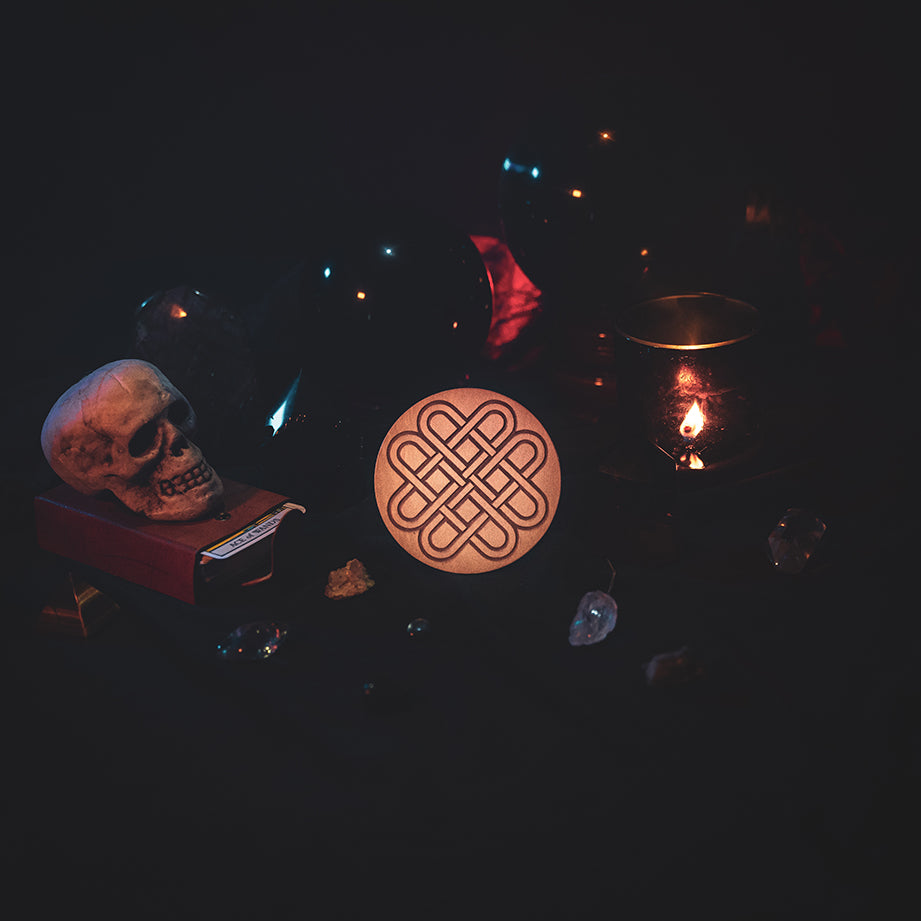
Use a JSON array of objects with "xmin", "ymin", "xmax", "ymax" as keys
[
  {"xmin": 568, "ymin": 590, "xmax": 617, "ymax": 646},
  {"xmin": 217, "ymin": 621, "xmax": 287, "ymax": 661},
  {"xmin": 768, "ymin": 508, "xmax": 826, "ymax": 573},
  {"xmin": 406, "ymin": 618, "xmax": 431, "ymax": 638}
]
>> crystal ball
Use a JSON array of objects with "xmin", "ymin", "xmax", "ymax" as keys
[
  {"xmin": 498, "ymin": 84, "xmax": 755, "ymax": 305},
  {"xmin": 296, "ymin": 205, "xmax": 494, "ymax": 403},
  {"xmin": 133, "ymin": 285, "xmax": 263, "ymax": 463},
  {"xmin": 499, "ymin": 110, "xmax": 650, "ymax": 301},
  {"xmin": 257, "ymin": 389, "xmax": 374, "ymax": 513}
]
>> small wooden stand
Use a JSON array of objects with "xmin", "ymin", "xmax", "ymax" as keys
[{"xmin": 39, "ymin": 572, "xmax": 120, "ymax": 638}]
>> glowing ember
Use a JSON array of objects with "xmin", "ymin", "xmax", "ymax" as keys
[{"xmin": 680, "ymin": 400, "xmax": 705, "ymax": 440}]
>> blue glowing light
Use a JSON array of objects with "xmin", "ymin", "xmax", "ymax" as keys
[
  {"xmin": 383, "ymin": 246, "xmax": 394, "ymax": 256},
  {"xmin": 267, "ymin": 372, "xmax": 301, "ymax": 435},
  {"xmin": 323, "ymin": 266, "xmax": 331, "ymax": 278},
  {"xmin": 502, "ymin": 158, "xmax": 536, "ymax": 176}
]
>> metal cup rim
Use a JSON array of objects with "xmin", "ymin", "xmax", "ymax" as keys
[{"xmin": 615, "ymin": 292, "xmax": 761, "ymax": 350}]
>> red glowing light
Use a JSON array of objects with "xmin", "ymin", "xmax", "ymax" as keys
[
  {"xmin": 745, "ymin": 202, "xmax": 771, "ymax": 224},
  {"xmin": 471, "ymin": 235, "xmax": 542, "ymax": 362}
]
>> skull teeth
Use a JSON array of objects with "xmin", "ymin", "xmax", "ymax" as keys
[{"xmin": 159, "ymin": 463, "xmax": 213, "ymax": 496}]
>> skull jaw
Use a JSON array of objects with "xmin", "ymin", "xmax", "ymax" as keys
[{"xmin": 112, "ymin": 472, "xmax": 225, "ymax": 521}]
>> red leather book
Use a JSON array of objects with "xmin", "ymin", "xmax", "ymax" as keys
[{"xmin": 34, "ymin": 479, "xmax": 305, "ymax": 604}]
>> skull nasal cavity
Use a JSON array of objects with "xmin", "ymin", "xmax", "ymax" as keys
[{"xmin": 170, "ymin": 434, "xmax": 189, "ymax": 456}]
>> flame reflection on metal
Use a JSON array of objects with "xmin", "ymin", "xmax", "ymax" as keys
[{"xmin": 679, "ymin": 450, "xmax": 705, "ymax": 469}]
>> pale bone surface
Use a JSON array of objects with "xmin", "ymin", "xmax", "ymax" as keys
[{"xmin": 41, "ymin": 359, "xmax": 224, "ymax": 521}]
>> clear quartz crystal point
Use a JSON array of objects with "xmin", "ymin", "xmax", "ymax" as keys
[
  {"xmin": 217, "ymin": 621, "xmax": 287, "ymax": 661},
  {"xmin": 768, "ymin": 508, "xmax": 827, "ymax": 573},
  {"xmin": 569, "ymin": 590, "xmax": 618, "ymax": 646}
]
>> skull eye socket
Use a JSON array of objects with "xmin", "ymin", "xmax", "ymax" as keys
[
  {"xmin": 168, "ymin": 399, "xmax": 191, "ymax": 426},
  {"xmin": 128, "ymin": 419, "xmax": 159, "ymax": 457}
]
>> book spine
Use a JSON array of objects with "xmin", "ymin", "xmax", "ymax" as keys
[{"xmin": 33, "ymin": 496, "xmax": 199, "ymax": 604}]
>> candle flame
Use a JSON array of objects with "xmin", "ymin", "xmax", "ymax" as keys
[{"xmin": 679, "ymin": 400, "xmax": 705, "ymax": 440}]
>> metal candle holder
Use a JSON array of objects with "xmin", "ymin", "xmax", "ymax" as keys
[{"xmin": 613, "ymin": 293, "xmax": 762, "ymax": 479}]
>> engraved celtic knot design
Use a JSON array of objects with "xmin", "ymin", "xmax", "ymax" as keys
[{"xmin": 376, "ymin": 390, "xmax": 560, "ymax": 572}]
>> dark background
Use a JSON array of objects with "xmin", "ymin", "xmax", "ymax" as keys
[
  {"xmin": 3, "ymin": 4, "xmax": 918, "ymax": 919},
  {"xmin": 6, "ymin": 2, "xmax": 916, "ymax": 363}
]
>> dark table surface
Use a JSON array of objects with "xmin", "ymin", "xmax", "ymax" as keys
[{"xmin": 3, "ymin": 6, "xmax": 918, "ymax": 920}]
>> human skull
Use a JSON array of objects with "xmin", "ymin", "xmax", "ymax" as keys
[{"xmin": 41, "ymin": 359, "xmax": 224, "ymax": 521}]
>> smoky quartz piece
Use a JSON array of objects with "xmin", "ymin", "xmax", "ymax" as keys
[{"xmin": 768, "ymin": 508, "xmax": 826, "ymax": 574}]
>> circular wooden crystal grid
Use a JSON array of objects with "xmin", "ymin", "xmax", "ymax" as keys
[{"xmin": 375, "ymin": 388, "xmax": 561, "ymax": 573}]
